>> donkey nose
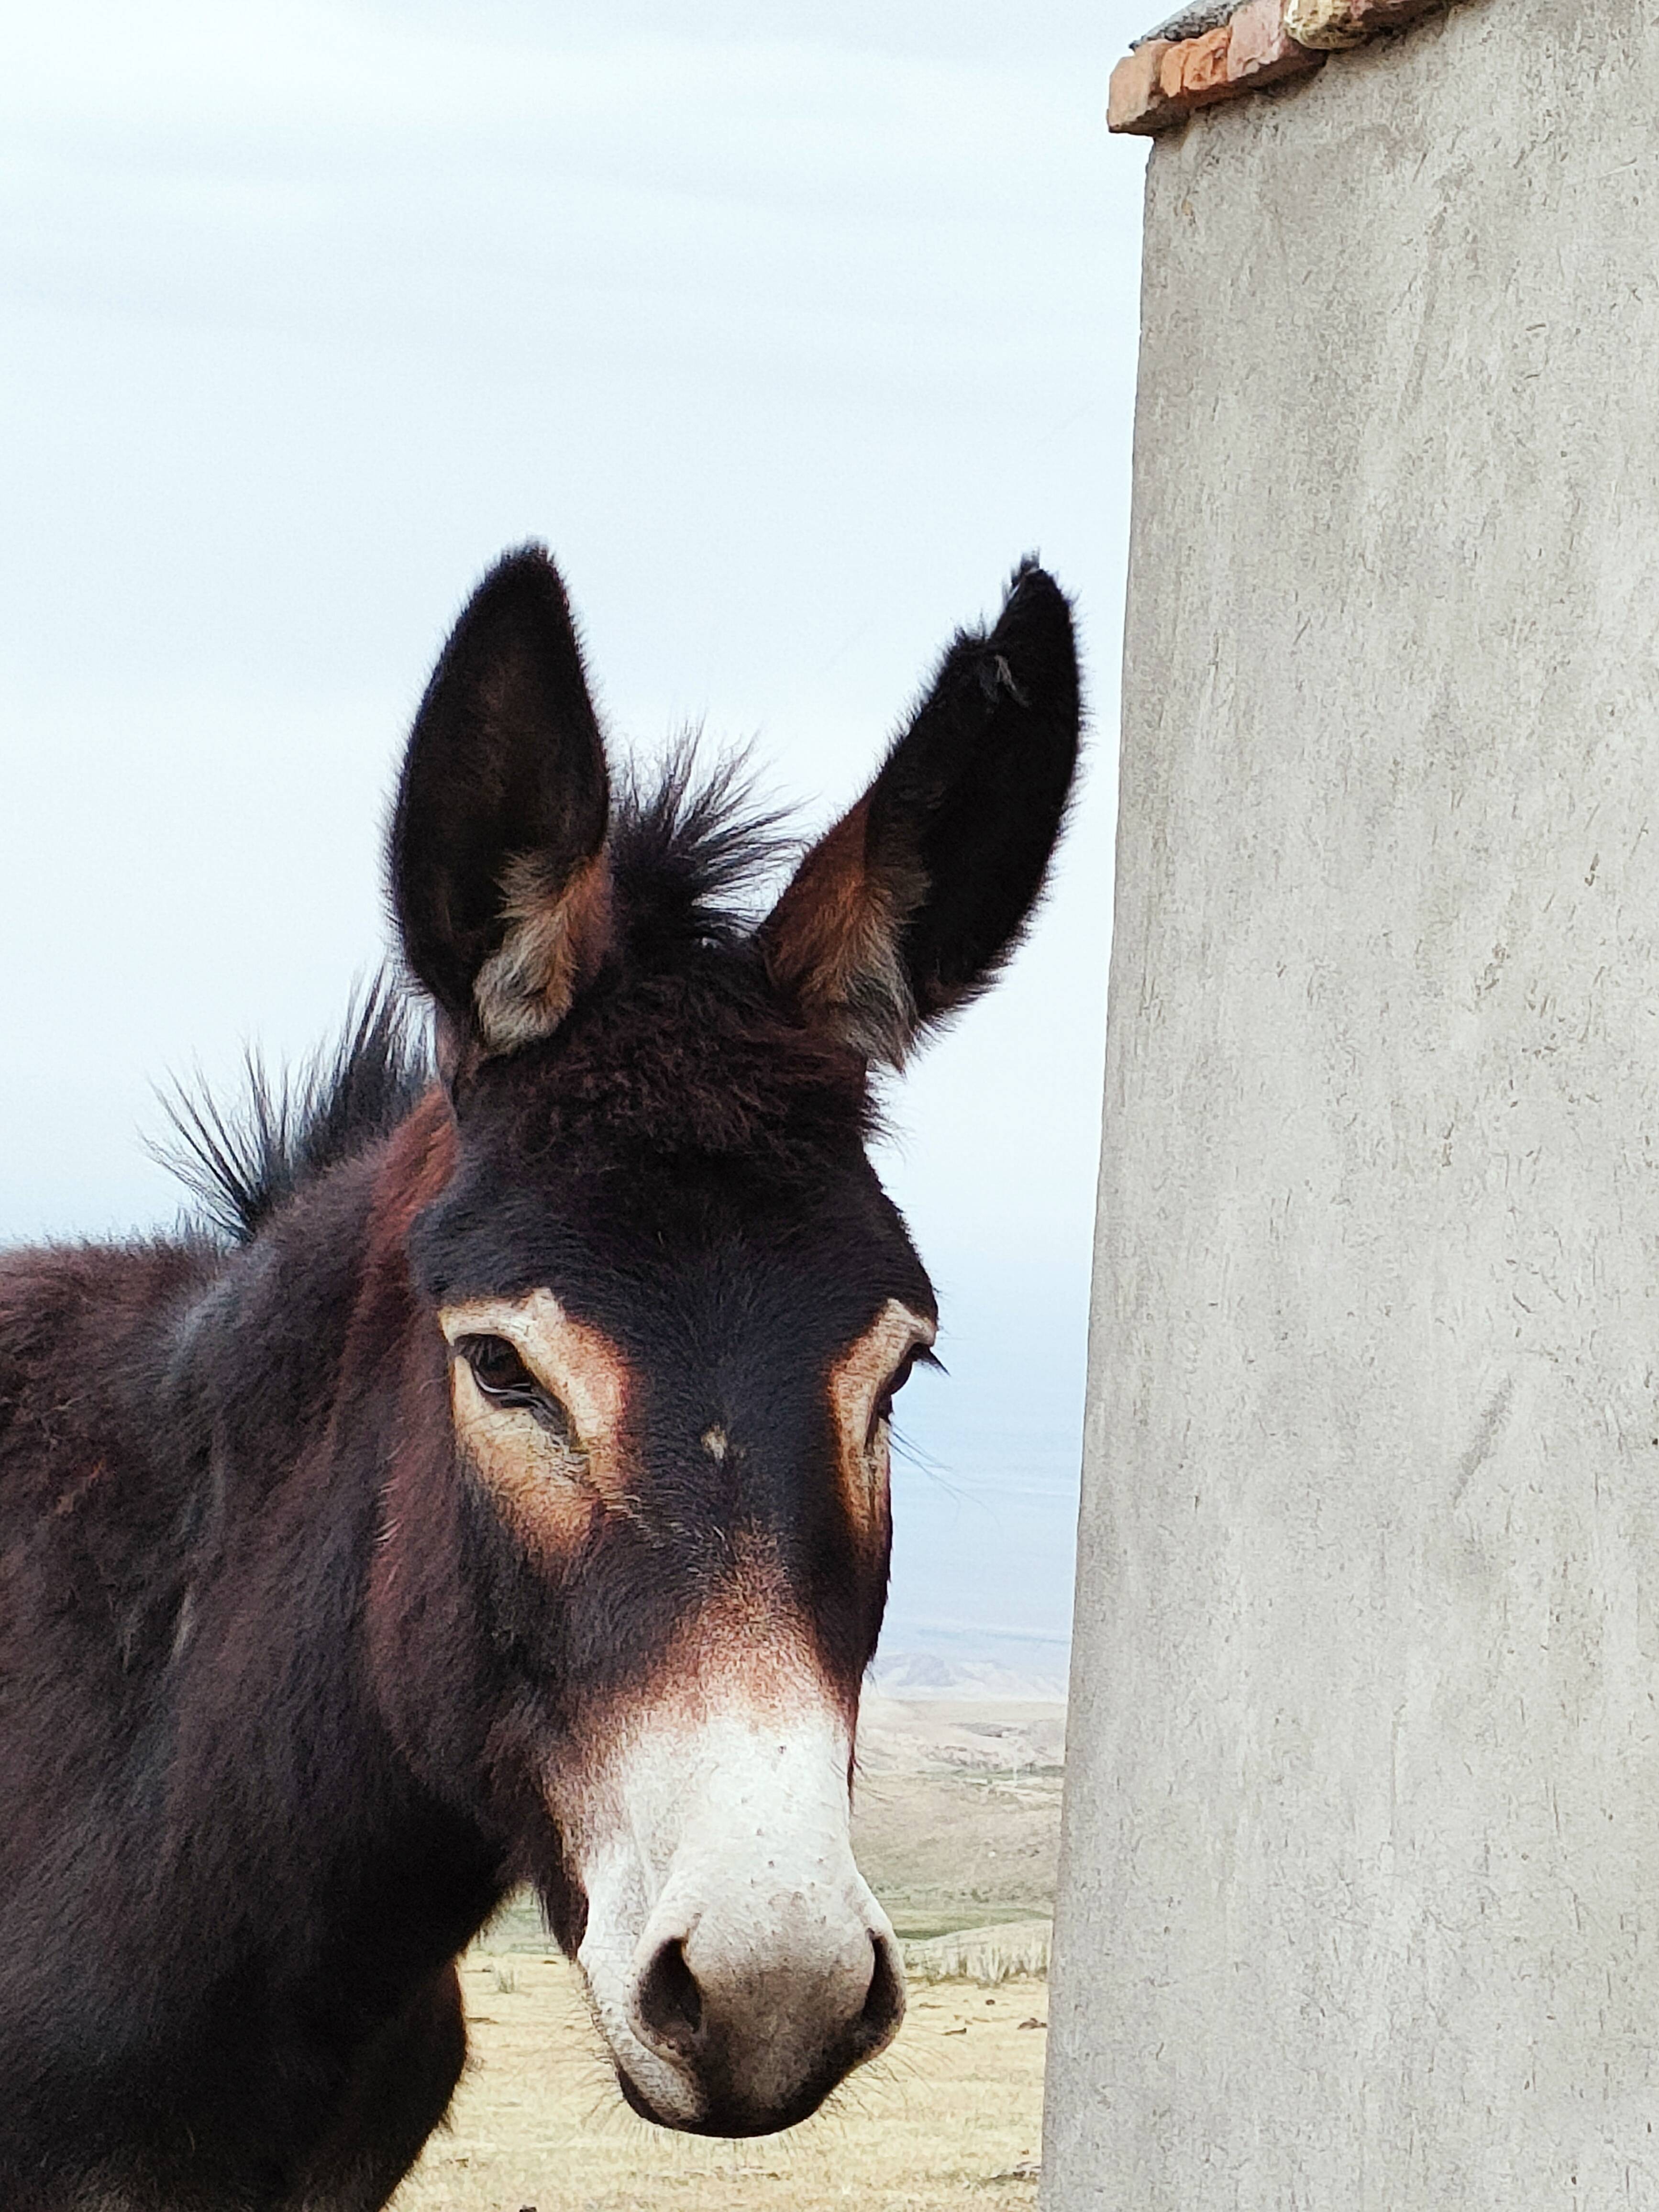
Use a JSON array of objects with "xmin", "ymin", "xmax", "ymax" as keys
[{"xmin": 627, "ymin": 1909, "xmax": 906, "ymax": 2135}]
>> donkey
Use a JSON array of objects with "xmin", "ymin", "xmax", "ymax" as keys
[{"xmin": 0, "ymin": 545, "xmax": 1078, "ymax": 2211}]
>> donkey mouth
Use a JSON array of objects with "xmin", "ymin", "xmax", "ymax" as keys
[
  {"xmin": 614, "ymin": 2056, "xmax": 840, "ymax": 2138},
  {"xmin": 613, "ymin": 1965, "xmax": 903, "ymax": 2140}
]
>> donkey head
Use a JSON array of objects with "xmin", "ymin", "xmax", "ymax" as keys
[{"xmin": 375, "ymin": 548, "xmax": 1078, "ymax": 2135}]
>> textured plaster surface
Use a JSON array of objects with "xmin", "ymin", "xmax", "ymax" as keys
[{"xmin": 1047, "ymin": 2, "xmax": 1659, "ymax": 2204}]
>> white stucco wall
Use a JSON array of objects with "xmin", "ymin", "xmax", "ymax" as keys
[{"xmin": 1044, "ymin": 4, "xmax": 1659, "ymax": 2204}]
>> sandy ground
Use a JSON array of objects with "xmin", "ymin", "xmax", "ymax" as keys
[
  {"xmin": 393, "ymin": 1955, "xmax": 1047, "ymax": 2212},
  {"xmin": 392, "ymin": 1700, "xmax": 1063, "ymax": 2211},
  {"xmin": 852, "ymin": 1699, "xmax": 1064, "ymax": 1943},
  {"xmin": 853, "ymin": 1699, "xmax": 1066, "ymax": 1779}
]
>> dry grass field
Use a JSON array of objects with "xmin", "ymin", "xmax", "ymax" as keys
[
  {"xmin": 394, "ymin": 1953, "xmax": 1047, "ymax": 2212},
  {"xmin": 392, "ymin": 1699, "xmax": 1063, "ymax": 2212}
]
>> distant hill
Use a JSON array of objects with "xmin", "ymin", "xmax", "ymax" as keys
[{"xmin": 868, "ymin": 1648, "xmax": 1070, "ymax": 1703}]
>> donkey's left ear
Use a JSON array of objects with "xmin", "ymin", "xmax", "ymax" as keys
[
  {"xmin": 389, "ymin": 545, "xmax": 613, "ymax": 1070},
  {"xmin": 758, "ymin": 561, "xmax": 1079, "ymax": 1064}
]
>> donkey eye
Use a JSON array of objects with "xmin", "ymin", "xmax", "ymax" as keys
[
  {"xmin": 869, "ymin": 1348, "xmax": 926, "ymax": 1443},
  {"xmin": 459, "ymin": 1333, "xmax": 537, "ymax": 1398},
  {"xmin": 456, "ymin": 1334, "xmax": 575, "ymax": 1444}
]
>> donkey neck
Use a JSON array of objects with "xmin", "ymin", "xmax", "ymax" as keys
[{"xmin": 162, "ymin": 1088, "xmax": 499, "ymax": 1977}]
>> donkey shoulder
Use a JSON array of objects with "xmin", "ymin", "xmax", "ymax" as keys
[
  {"xmin": 0, "ymin": 1238, "xmax": 216, "ymax": 1501},
  {"xmin": 0, "ymin": 1237, "xmax": 221, "ymax": 1726}
]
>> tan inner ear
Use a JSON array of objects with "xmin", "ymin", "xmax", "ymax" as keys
[
  {"xmin": 828, "ymin": 1300, "xmax": 936, "ymax": 1544},
  {"xmin": 439, "ymin": 1289, "xmax": 633, "ymax": 1559},
  {"xmin": 758, "ymin": 803, "xmax": 920, "ymax": 1066},
  {"xmin": 472, "ymin": 847, "xmax": 613, "ymax": 1056}
]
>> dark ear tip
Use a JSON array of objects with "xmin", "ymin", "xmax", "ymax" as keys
[
  {"xmin": 989, "ymin": 559, "xmax": 1078, "ymax": 704},
  {"xmin": 998, "ymin": 557, "xmax": 1072, "ymax": 629},
  {"xmin": 463, "ymin": 542, "xmax": 569, "ymax": 626}
]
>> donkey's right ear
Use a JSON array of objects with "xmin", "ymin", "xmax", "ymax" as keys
[{"xmin": 389, "ymin": 546, "xmax": 613, "ymax": 1071}]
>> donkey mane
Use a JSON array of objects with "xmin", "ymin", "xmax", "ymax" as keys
[
  {"xmin": 159, "ymin": 746, "xmax": 790, "ymax": 1246},
  {"xmin": 608, "ymin": 742, "xmax": 791, "ymax": 956},
  {"xmin": 157, "ymin": 982, "xmax": 432, "ymax": 1247}
]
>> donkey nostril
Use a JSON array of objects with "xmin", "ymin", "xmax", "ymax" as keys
[
  {"xmin": 858, "ymin": 1934, "xmax": 904, "ymax": 2047},
  {"xmin": 638, "ymin": 1937, "xmax": 704, "ymax": 2051}
]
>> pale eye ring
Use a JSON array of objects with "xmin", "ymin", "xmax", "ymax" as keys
[{"xmin": 454, "ymin": 1333, "xmax": 576, "ymax": 1448}]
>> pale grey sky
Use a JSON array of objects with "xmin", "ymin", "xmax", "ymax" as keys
[{"xmin": 0, "ymin": 0, "xmax": 1152, "ymax": 1670}]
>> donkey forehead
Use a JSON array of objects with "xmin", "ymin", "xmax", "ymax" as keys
[{"xmin": 410, "ymin": 1148, "xmax": 932, "ymax": 1329}]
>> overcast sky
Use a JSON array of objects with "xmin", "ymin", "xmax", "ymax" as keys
[{"xmin": 1, "ymin": 0, "xmax": 1152, "ymax": 1673}]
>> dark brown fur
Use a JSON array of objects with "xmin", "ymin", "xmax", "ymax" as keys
[{"xmin": 0, "ymin": 546, "xmax": 1079, "ymax": 2206}]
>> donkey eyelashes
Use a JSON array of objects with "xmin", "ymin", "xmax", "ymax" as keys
[
  {"xmin": 455, "ymin": 1331, "xmax": 538, "ymax": 1402},
  {"xmin": 867, "ymin": 1344, "xmax": 941, "ymax": 1448},
  {"xmin": 454, "ymin": 1333, "xmax": 578, "ymax": 1449}
]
